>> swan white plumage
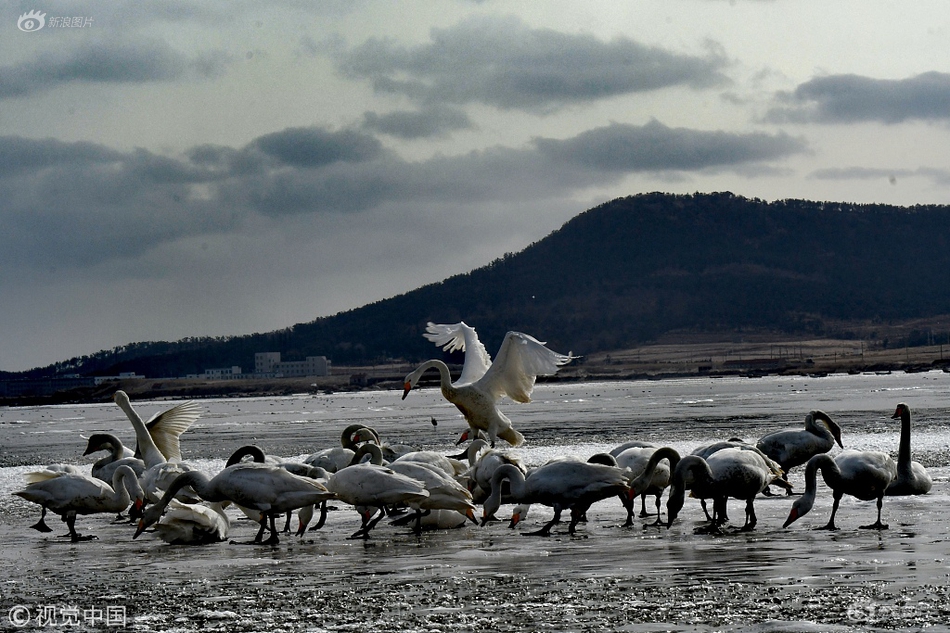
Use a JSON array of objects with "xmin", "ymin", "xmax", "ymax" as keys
[
  {"xmin": 886, "ymin": 403, "xmax": 933, "ymax": 496},
  {"xmin": 153, "ymin": 499, "xmax": 230, "ymax": 545},
  {"xmin": 324, "ymin": 462, "xmax": 430, "ymax": 538},
  {"xmin": 113, "ymin": 390, "xmax": 200, "ymax": 503},
  {"xmin": 134, "ymin": 463, "xmax": 335, "ymax": 545},
  {"xmin": 613, "ymin": 446, "xmax": 679, "ymax": 526},
  {"xmin": 458, "ymin": 438, "xmax": 526, "ymax": 504},
  {"xmin": 482, "ymin": 459, "xmax": 628, "ymax": 536},
  {"xmin": 83, "ymin": 433, "xmax": 146, "ymax": 483},
  {"xmin": 756, "ymin": 410, "xmax": 843, "ymax": 493},
  {"xmin": 666, "ymin": 448, "xmax": 777, "ymax": 531},
  {"xmin": 403, "ymin": 322, "xmax": 574, "ymax": 447},
  {"xmin": 13, "ymin": 465, "xmax": 145, "ymax": 541},
  {"xmin": 784, "ymin": 450, "xmax": 897, "ymax": 530}
]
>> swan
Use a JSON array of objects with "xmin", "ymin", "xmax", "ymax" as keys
[
  {"xmin": 134, "ymin": 463, "xmax": 335, "ymax": 545},
  {"xmin": 458, "ymin": 439, "xmax": 526, "ymax": 505},
  {"xmin": 394, "ymin": 450, "xmax": 468, "ymax": 477},
  {"xmin": 83, "ymin": 433, "xmax": 146, "ymax": 483},
  {"xmin": 226, "ymin": 445, "xmax": 330, "ymax": 533},
  {"xmin": 113, "ymin": 390, "xmax": 200, "ymax": 503},
  {"xmin": 13, "ymin": 465, "xmax": 145, "ymax": 542},
  {"xmin": 153, "ymin": 499, "xmax": 230, "ymax": 545},
  {"xmin": 666, "ymin": 448, "xmax": 777, "ymax": 531},
  {"xmin": 324, "ymin": 462, "xmax": 429, "ymax": 538},
  {"xmin": 403, "ymin": 322, "xmax": 574, "ymax": 447},
  {"xmin": 885, "ymin": 403, "xmax": 933, "ymax": 496},
  {"xmin": 110, "ymin": 391, "xmax": 201, "ymax": 462},
  {"xmin": 612, "ymin": 446, "xmax": 680, "ymax": 527},
  {"xmin": 756, "ymin": 410, "xmax": 843, "ymax": 494},
  {"xmin": 345, "ymin": 425, "xmax": 414, "ymax": 461},
  {"xmin": 482, "ymin": 459, "xmax": 628, "ymax": 536},
  {"xmin": 690, "ymin": 439, "xmax": 790, "ymax": 519},
  {"xmin": 783, "ymin": 450, "xmax": 897, "ymax": 530}
]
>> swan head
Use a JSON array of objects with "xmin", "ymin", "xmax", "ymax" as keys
[
  {"xmin": 133, "ymin": 503, "xmax": 165, "ymax": 539},
  {"xmin": 892, "ymin": 402, "xmax": 909, "ymax": 420},
  {"xmin": 665, "ymin": 486, "xmax": 685, "ymax": 528},
  {"xmin": 112, "ymin": 390, "xmax": 130, "ymax": 406},
  {"xmin": 783, "ymin": 492, "xmax": 813, "ymax": 528},
  {"xmin": 82, "ymin": 433, "xmax": 114, "ymax": 456},
  {"xmin": 508, "ymin": 504, "xmax": 529, "ymax": 528},
  {"xmin": 128, "ymin": 497, "xmax": 145, "ymax": 521}
]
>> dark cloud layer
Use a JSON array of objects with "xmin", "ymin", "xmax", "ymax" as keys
[
  {"xmin": 361, "ymin": 106, "xmax": 474, "ymax": 139},
  {"xmin": 337, "ymin": 15, "xmax": 728, "ymax": 112},
  {"xmin": 0, "ymin": 120, "xmax": 804, "ymax": 269},
  {"xmin": 0, "ymin": 38, "xmax": 229, "ymax": 99},
  {"xmin": 766, "ymin": 72, "xmax": 950, "ymax": 124},
  {"xmin": 534, "ymin": 120, "xmax": 807, "ymax": 171}
]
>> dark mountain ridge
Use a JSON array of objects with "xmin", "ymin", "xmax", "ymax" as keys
[{"xmin": 8, "ymin": 191, "xmax": 950, "ymax": 380}]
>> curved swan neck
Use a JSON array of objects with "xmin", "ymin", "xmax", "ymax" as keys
[
  {"xmin": 226, "ymin": 445, "xmax": 267, "ymax": 467},
  {"xmin": 672, "ymin": 455, "xmax": 713, "ymax": 493},
  {"xmin": 341, "ymin": 424, "xmax": 380, "ymax": 450},
  {"xmin": 809, "ymin": 410, "xmax": 843, "ymax": 448},
  {"xmin": 113, "ymin": 391, "xmax": 165, "ymax": 468},
  {"xmin": 466, "ymin": 439, "xmax": 490, "ymax": 465},
  {"xmin": 351, "ymin": 443, "xmax": 383, "ymax": 465},
  {"xmin": 806, "ymin": 453, "xmax": 840, "ymax": 493},
  {"xmin": 630, "ymin": 447, "xmax": 681, "ymax": 494},
  {"xmin": 415, "ymin": 360, "xmax": 454, "ymax": 389}
]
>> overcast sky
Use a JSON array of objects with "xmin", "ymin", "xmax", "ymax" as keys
[{"xmin": 3, "ymin": 1, "xmax": 950, "ymax": 372}]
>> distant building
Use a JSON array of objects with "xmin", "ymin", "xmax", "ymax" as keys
[
  {"xmin": 204, "ymin": 366, "xmax": 242, "ymax": 379},
  {"xmin": 94, "ymin": 372, "xmax": 144, "ymax": 385},
  {"xmin": 254, "ymin": 352, "xmax": 329, "ymax": 377}
]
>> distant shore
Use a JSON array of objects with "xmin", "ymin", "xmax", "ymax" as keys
[{"xmin": 3, "ymin": 335, "xmax": 948, "ymax": 406}]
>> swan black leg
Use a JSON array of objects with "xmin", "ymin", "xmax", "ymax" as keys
[
  {"xmin": 739, "ymin": 498, "xmax": 757, "ymax": 531},
  {"xmin": 646, "ymin": 494, "xmax": 664, "ymax": 527},
  {"xmin": 523, "ymin": 508, "xmax": 561, "ymax": 536},
  {"xmin": 621, "ymin": 493, "xmax": 635, "ymax": 527},
  {"xmin": 818, "ymin": 493, "xmax": 842, "ymax": 530},
  {"xmin": 65, "ymin": 514, "xmax": 96, "ymax": 542},
  {"xmin": 859, "ymin": 496, "xmax": 888, "ymax": 530},
  {"xmin": 30, "ymin": 507, "xmax": 53, "ymax": 533}
]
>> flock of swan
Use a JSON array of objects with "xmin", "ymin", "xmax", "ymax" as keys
[{"xmin": 12, "ymin": 322, "xmax": 934, "ymax": 545}]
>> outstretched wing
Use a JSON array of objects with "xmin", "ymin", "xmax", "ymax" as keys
[
  {"xmin": 477, "ymin": 331, "xmax": 574, "ymax": 403},
  {"xmin": 144, "ymin": 400, "xmax": 201, "ymax": 462},
  {"xmin": 423, "ymin": 321, "xmax": 492, "ymax": 385}
]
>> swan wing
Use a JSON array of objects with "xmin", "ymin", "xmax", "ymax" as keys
[
  {"xmin": 144, "ymin": 400, "xmax": 201, "ymax": 462},
  {"xmin": 424, "ymin": 321, "xmax": 492, "ymax": 385},
  {"xmin": 477, "ymin": 331, "xmax": 573, "ymax": 402}
]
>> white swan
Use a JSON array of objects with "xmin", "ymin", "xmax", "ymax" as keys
[
  {"xmin": 110, "ymin": 391, "xmax": 201, "ymax": 462},
  {"xmin": 113, "ymin": 391, "xmax": 199, "ymax": 503},
  {"xmin": 756, "ymin": 410, "xmax": 843, "ymax": 493},
  {"xmin": 613, "ymin": 446, "xmax": 679, "ymax": 526},
  {"xmin": 886, "ymin": 403, "xmax": 933, "ymax": 496},
  {"xmin": 134, "ymin": 463, "xmax": 335, "ymax": 545},
  {"xmin": 324, "ymin": 462, "xmax": 430, "ymax": 538},
  {"xmin": 83, "ymin": 433, "xmax": 146, "ymax": 482},
  {"xmin": 482, "ymin": 459, "xmax": 628, "ymax": 536},
  {"xmin": 666, "ymin": 448, "xmax": 777, "ymax": 531},
  {"xmin": 152, "ymin": 499, "xmax": 230, "ymax": 545},
  {"xmin": 403, "ymin": 322, "xmax": 574, "ymax": 447},
  {"xmin": 14, "ymin": 465, "xmax": 145, "ymax": 541},
  {"xmin": 784, "ymin": 450, "xmax": 897, "ymax": 530},
  {"xmin": 458, "ymin": 439, "xmax": 526, "ymax": 505}
]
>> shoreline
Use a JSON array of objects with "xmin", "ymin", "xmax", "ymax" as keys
[{"xmin": 3, "ymin": 336, "xmax": 949, "ymax": 406}]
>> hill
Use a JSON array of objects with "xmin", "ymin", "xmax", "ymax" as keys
[{"xmin": 7, "ymin": 191, "xmax": 950, "ymax": 381}]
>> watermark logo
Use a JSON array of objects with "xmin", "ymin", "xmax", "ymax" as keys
[
  {"xmin": 16, "ymin": 10, "xmax": 93, "ymax": 31},
  {"xmin": 17, "ymin": 9, "xmax": 45, "ymax": 31},
  {"xmin": 8, "ymin": 604, "xmax": 127, "ymax": 628}
]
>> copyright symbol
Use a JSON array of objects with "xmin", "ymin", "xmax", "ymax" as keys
[{"xmin": 8, "ymin": 605, "xmax": 30, "ymax": 627}]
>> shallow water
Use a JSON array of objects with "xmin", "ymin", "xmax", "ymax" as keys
[{"xmin": 1, "ymin": 372, "xmax": 949, "ymax": 632}]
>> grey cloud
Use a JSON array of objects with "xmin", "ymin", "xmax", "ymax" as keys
[
  {"xmin": 534, "ymin": 120, "xmax": 807, "ymax": 172},
  {"xmin": 766, "ymin": 72, "xmax": 950, "ymax": 124},
  {"xmin": 0, "ymin": 136, "xmax": 123, "ymax": 176},
  {"xmin": 361, "ymin": 106, "xmax": 474, "ymax": 139},
  {"xmin": 1, "ymin": 119, "xmax": 805, "ymax": 269},
  {"xmin": 336, "ymin": 15, "xmax": 728, "ymax": 112},
  {"xmin": 251, "ymin": 127, "xmax": 383, "ymax": 167},
  {"xmin": 0, "ymin": 38, "xmax": 230, "ymax": 99}
]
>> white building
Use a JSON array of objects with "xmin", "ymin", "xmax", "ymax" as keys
[
  {"xmin": 254, "ymin": 352, "xmax": 329, "ymax": 377},
  {"xmin": 204, "ymin": 366, "xmax": 242, "ymax": 379}
]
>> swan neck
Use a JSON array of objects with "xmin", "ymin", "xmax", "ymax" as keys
[
  {"xmin": 632, "ymin": 447, "xmax": 680, "ymax": 492},
  {"xmin": 352, "ymin": 443, "xmax": 383, "ymax": 465},
  {"xmin": 115, "ymin": 393, "xmax": 165, "ymax": 468},
  {"xmin": 226, "ymin": 445, "xmax": 266, "ymax": 467},
  {"xmin": 897, "ymin": 409, "xmax": 912, "ymax": 467},
  {"xmin": 809, "ymin": 453, "xmax": 841, "ymax": 491}
]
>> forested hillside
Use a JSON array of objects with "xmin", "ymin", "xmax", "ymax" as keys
[{"xmin": 11, "ymin": 192, "xmax": 950, "ymax": 379}]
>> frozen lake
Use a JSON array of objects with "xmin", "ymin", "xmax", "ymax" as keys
[{"xmin": 1, "ymin": 372, "xmax": 949, "ymax": 631}]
